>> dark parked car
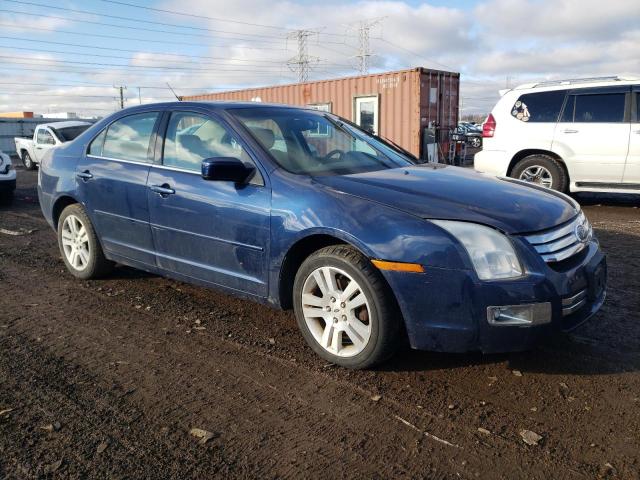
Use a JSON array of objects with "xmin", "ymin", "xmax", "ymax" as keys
[{"xmin": 38, "ymin": 102, "xmax": 607, "ymax": 368}]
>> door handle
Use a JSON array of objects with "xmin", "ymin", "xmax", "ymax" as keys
[
  {"xmin": 563, "ymin": 129, "xmax": 579, "ymax": 134},
  {"xmin": 36, "ymin": 146, "xmax": 43, "ymax": 149},
  {"xmin": 633, "ymin": 130, "xmax": 640, "ymax": 134},
  {"xmin": 76, "ymin": 170, "xmax": 93, "ymax": 181},
  {"xmin": 149, "ymin": 184, "xmax": 175, "ymax": 196}
]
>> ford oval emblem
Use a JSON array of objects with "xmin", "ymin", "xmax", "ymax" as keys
[{"xmin": 575, "ymin": 224, "xmax": 589, "ymax": 243}]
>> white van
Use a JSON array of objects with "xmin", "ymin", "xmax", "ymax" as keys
[{"xmin": 474, "ymin": 77, "xmax": 639, "ymax": 193}]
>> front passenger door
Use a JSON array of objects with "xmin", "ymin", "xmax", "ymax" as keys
[{"xmin": 147, "ymin": 110, "xmax": 270, "ymax": 297}]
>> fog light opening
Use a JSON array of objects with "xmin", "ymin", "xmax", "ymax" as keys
[{"xmin": 487, "ymin": 303, "xmax": 551, "ymax": 327}]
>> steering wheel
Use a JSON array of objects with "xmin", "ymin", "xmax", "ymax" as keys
[{"xmin": 324, "ymin": 149, "xmax": 344, "ymax": 162}]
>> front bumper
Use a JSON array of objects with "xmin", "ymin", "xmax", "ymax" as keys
[{"xmin": 382, "ymin": 239, "xmax": 606, "ymax": 354}]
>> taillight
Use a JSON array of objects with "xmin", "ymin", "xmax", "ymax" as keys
[{"xmin": 482, "ymin": 113, "xmax": 496, "ymax": 138}]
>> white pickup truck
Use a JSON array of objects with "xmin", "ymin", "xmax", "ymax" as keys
[{"xmin": 14, "ymin": 121, "xmax": 92, "ymax": 170}]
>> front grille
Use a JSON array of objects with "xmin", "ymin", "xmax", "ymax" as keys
[
  {"xmin": 524, "ymin": 212, "xmax": 592, "ymax": 263},
  {"xmin": 562, "ymin": 289, "xmax": 587, "ymax": 316}
]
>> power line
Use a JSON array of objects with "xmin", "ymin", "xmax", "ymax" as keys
[
  {"xmin": 1, "ymin": 0, "xmax": 286, "ymax": 38},
  {"xmin": 0, "ymin": 35, "xmax": 294, "ymax": 64},
  {"xmin": 0, "ymin": 43, "xmax": 352, "ymax": 69},
  {"xmin": 0, "ymin": 81, "xmax": 243, "ymax": 91},
  {"xmin": 376, "ymin": 38, "xmax": 456, "ymax": 72},
  {"xmin": 1, "ymin": 56, "xmax": 294, "ymax": 73},
  {"xmin": 0, "ymin": 22, "xmax": 291, "ymax": 50},
  {"xmin": 0, "ymin": 8, "xmax": 290, "ymax": 45},
  {"xmin": 96, "ymin": 0, "xmax": 290, "ymax": 31}
]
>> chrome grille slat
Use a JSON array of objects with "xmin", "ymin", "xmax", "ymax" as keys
[
  {"xmin": 524, "ymin": 212, "xmax": 592, "ymax": 263},
  {"xmin": 562, "ymin": 289, "xmax": 588, "ymax": 316}
]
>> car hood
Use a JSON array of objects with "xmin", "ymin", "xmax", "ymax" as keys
[{"xmin": 313, "ymin": 165, "xmax": 578, "ymax": 234}]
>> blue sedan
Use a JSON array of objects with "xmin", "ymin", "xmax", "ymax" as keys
[{"xmin": 38, "ymin": 102, "xmax": 607, "ymax": 368}]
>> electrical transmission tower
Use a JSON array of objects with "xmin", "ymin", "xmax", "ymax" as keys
[
  {"xmin": 352, "ymin": 18, "xmax": 384, "ymax": 75},
  {"xmin": 287, "ymin": 29, "xmax": 319, "ymax": 83}
]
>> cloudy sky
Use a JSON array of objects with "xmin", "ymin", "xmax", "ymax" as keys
[{"xmin": 0, "ymin": 0, "xmax": 638, "ymax": 117}]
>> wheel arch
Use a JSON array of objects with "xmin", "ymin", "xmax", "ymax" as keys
[
  {"xmin": 278, "ymin": 234, "xmax": 350, "ymax": 310},
  {"xmin": 52, "ymin": 195, "xmax": 80, "ymax": 230},
  {"xmin": 507, "ymin": 149, "xmax": 569, "ymax": 180}
]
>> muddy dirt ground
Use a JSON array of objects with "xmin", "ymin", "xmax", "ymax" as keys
[{"xmin": 1, "ymin": 168, "xmax": 639, "ymax": 479}]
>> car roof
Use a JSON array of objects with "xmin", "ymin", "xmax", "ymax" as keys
[
  {"xmin": 118, "ymin": 101, "xmax": 322, "ymax": 113},
  {"xmin": 504, "ymin": 76, "xmax": 639, "ymax": 95},
  {"xmin": 41, "ymin": 120, "xmax": 93, "ymax": 129}
]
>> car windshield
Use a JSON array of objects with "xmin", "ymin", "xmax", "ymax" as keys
[
  {"xmin": 230, "ymin": 107, "xmax": 414, "ymax": 176},
  {"xmin": 52, "ymin": 125, "xmax": 90, "ymax": 142}
]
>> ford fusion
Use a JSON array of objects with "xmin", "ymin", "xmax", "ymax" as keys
[{"xmin": 38, "ymin": 102, "xmax": 607, "ymax": 369}]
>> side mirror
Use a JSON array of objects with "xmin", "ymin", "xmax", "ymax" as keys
[{"xmin": 201, "ymin": 157, "xmax": 254, "ymax": 183}]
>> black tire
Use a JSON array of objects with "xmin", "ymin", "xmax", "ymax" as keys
[
  {"xmin": 57, "ymin": 204, "xmax": 113, "ymax": 280},
  {"xmin": 511, "ymin": 154, "xmax": 568, "ymax": 192},
  {"xmin": 293, "ymin": 245, "xmax": 402, "ymax": 369},
  {"xmin": 22, "ymin": 152, "xmax": 36, "ymax": 170}
]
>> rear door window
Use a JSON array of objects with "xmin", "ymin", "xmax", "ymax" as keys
[
  {"xmin": 163, "ymin": 112, "xmax": 247, "ymax": 172},
  {"xmin": 511, "ymin": 91, "xmax": 566, "ymax": 122},
  {"xmin": 102, "ymin": 112, "xmax": 159, "ymax": 162}
]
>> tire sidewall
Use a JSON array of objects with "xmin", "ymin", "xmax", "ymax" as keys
[
  {"xmin": 57, "ymin": 205, "xmax": 101, "ymax": 280},
  {"xmin": 293, "ymin": 251, "xmax": 385, "ymax": 369},
  {"xmin": 22, "ymin": 152, "xmax": 34, "ymax": 170},
  {"xmin": 512, "ymin": 155, "xmax": 566, "ymax": 192}
]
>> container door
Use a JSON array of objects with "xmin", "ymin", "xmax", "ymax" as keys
[{"xmin": 355, "ymin": 96, "xmax": 379, "ymax": 134}]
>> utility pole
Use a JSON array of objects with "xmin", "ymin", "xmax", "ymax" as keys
[
  {"xmin": 348, "ymin": 18, "xmax": 384, "ymax": 75},
  {"xmin": 114, "ymin": 85, "xmax": 126, "ymax": 109},
  {"xmin": 287, "ymin": 30, "xmax": 319, "ymax": 83}
]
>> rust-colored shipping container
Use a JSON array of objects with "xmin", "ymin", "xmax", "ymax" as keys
[{"xmin": 183, "ymin": 67, "xmax": 459, "ymax": 159}]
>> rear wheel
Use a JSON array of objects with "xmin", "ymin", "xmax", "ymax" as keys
[
  {"xmin": 22, "ymin": 152, "xmax": 35, "ymax": 170},
  {"xmin": 511, "ymin": 154, "xmax": 567, "ymax": 192},
  {"xmin": 293, "ymin": 245, "xmax": 402, "ymax": 369},
  {"xmin": 57, "ymin": 204, "xmax": 113, "ymax": 279}
]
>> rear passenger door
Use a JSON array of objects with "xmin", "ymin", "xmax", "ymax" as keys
[
  {"xmin": 78, "ymin": 110, "xmax": 161, "ymax": 266},
  {"xmin": 553, "ymin": 86, "xmax": 630, "ymax": 184},
  {"xmin": 147, "ymin": 109, "xmax": 271, "ymax": 297},
  {"xmin": 624, "ymin": 86, "xmax": 640, "ymax": 184}
]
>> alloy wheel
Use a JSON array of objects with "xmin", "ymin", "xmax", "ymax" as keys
[
  {"xmin": 301, "ymin": 266, "xmax": 372, "ymax": 358},
  {"xmin": 519, "ymin": 165, "xmax": 553, "ymax": 188},
  {"xmin": 61, "ymin": 214, "xmax": 90, "ymax": 271}
]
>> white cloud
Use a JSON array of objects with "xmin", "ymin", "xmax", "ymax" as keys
[{"xmin": 1, "ymin": 0, "xmax": 639, "ymax": 116}]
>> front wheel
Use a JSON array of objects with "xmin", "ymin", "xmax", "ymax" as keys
[
  {"xmin": 57, "ymin": 204, "xmax": 113, "ymax": 279},
  {"xmin": 511, "ymin": 154, "xmax": 567, "ymax": 192},
  {"xmin": 293, "ymin": 245, "xmax": 402, "ymax": 369},
  {"xmin": 22, "ymin": 152, "xmax": 35, "ymax": 170}
]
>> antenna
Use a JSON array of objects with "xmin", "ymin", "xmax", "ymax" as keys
[{"xmin": 166, "ymin": 82, "xmax": 182, "ymax": 101}]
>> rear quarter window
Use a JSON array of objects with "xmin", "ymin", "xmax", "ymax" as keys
[{"xmin": 511, "ymin": 91, "xmax": 566, "ymax": 123}]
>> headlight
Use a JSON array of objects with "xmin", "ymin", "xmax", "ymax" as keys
[{"xmin": 432, "ymin": 220, "xmax": 523, "ymax": 280}]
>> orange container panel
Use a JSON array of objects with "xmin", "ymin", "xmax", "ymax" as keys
[{"xmin": 184, "ymin": 68, "xmax": 459, "ymax": 158}]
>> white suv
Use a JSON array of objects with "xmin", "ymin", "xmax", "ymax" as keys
[{"xmin": 475, "ymin": 77, "xmax": 639, "ymax": 193}]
